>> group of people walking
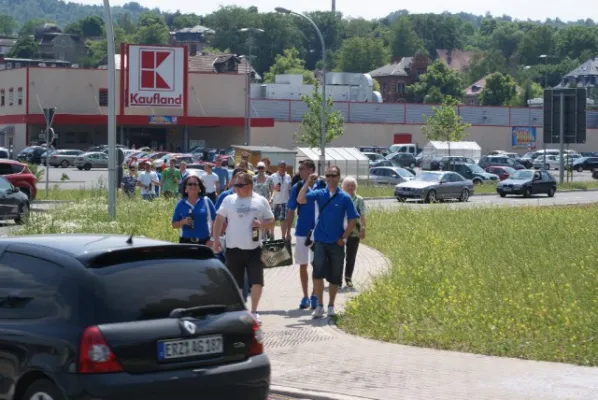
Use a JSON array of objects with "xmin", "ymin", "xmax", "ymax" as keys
[{"xmin": 164, "ymin": 153, "xmax": 367, "ymax": 324}]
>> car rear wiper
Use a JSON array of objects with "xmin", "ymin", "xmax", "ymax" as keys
[{"xmin": 169, "ymin": 304, "xmax": 229, "ymax": 318}]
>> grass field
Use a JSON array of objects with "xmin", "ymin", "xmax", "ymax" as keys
[{"xmin": 337, "ymin": 204, "xmax": 598, "ymax": 366}]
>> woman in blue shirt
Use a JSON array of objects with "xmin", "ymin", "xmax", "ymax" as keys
[{"xmin": 171, "ymin": 175, "xmax": 216, "ymax": 245}]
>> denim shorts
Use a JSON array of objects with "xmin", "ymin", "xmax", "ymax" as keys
[{"xmin": 312, "ymin": 241, "xmax": 345, "ymax": 285}]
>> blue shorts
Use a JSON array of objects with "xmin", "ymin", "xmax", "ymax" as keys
[{"xmin": 312, "ymin": 241, "xmax": 345, "ymax": 285}]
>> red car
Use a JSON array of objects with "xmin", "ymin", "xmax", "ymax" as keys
[
  {"xmin": 485, "ymin": 166, "xmax": 516, "ymax": 181},
  {"xmin": 0, "ymin": 160, "xmax": 37, "ymax": 199}
]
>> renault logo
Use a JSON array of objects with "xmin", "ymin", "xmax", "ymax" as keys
[{"xmin": 182, "ymin": 320, "xmax": 196, "ymax": 335}]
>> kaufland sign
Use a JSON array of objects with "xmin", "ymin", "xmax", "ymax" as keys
[{"xmin": 127, "ymin": 45, "xmax": 185, "ymax": 108}]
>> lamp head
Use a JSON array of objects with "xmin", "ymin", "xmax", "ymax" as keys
[{"xmin": 275, "ymin": 7, "xmax": 292, "ymax": 13}]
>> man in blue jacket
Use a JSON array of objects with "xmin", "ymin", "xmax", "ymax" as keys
[
  {"xmin": 286, "ymin": 159, "xmax": 326, "ymax": 310},
  {"xmin": 297, "ymin": 165, "xmax": 358, "ymax": 319}
]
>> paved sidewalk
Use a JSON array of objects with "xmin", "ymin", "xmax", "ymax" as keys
[{"xmin": 258, "ymin": 231, "xmax": 598, "ymax": 400}]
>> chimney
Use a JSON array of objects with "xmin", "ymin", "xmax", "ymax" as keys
[{"xmin": 331, "ymin": 0, "xmax": 335, "ymax": 12}]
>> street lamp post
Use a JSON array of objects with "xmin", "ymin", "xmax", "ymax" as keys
[
  {"xmin": 239, "ymin": 28, "xmax": 264, "ymax": 146},
  {"xmin": 102, "ymin": 0, "xmax": 117, "ymax": 219},
  {"xmin": 539, "ymin": 55, "xmax": 554, "ymax": 168},
  {"xmin": 275, "ymin": 7, "xmax": 327, "ymax": 174}
]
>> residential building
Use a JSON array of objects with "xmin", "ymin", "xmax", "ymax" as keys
[
  {"xmin": 0, "ymin": 57, "xmax": 71, "ymax": 70},
  {"xmin": 0, "ymin": 35, "xmax": 16, "ymax": 56},
  {"xmin": 170, "ymin": 25, "xmax": 215, "ymax": 56},
  {"xmin": 34, "ymin": 23, "xmax": 89, "ymax": 64},
  {"xmin": 436, "ymin": 49, "xmax": 474, "ymax": 73},
  {"xmin": 555, "ymin": 56, "xmax": 598, "ymax": 100},
  {"xmin": 187, "ymin": 53, "xmax": 261, "ymax": 81},
  {"xmin": 368, "ymin": 54, "xmax": 428, "ymax": 103},
  {"xmin": 463, "ymin": 73, "xmax": 522, "ymax": 106}
]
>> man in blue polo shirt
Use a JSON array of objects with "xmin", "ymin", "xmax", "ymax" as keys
[
  {"xmin": 298, "ymin": 165, "xmax": 358, "ymax": 319},
  {"xmin": 286, "ymin": 159, "xmax": 327, "ymax": 310}
]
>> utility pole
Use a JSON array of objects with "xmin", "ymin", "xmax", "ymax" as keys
[
  {"xmin": 558, "ymin": 92, "xmax": 565, "ymax": 184},
  {"xmin": 239, "ymin": 28, "xmax": 264, "ymax": 146},
  {"xmin": 43, "ymin": 108, "xmax": 56, "ymax": 198},
  {"xmin": 103, "ymin": 0, "xmax": 117, "ymax": 219}
]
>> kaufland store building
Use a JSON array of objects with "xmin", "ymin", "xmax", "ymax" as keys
[{"xmin": 0, "ymin": 44, "xmax": 274, "ymax": 153}]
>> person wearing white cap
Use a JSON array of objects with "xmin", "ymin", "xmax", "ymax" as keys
[
  {"xmin": 253, "ymin": 161, "xmax": 273, "ymax": 239},
  {"xmin": 268, "ymin": 160, "xmax": 292, "ymax": 239}
]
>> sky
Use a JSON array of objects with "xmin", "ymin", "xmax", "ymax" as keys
[{"xmin": 78, "ymin": 0, "xmax": 594, "ymax": 22}]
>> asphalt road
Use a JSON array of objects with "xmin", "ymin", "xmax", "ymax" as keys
[{"xmin": 37, "ymin": 166, "xmax": 597, "ymax": 190}]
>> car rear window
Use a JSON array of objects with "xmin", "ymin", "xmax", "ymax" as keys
[{"xmin": 91, "ymin": 259, "xmax": 245, "ymax": 323}]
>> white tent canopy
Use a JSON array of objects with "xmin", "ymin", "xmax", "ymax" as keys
[
  {"xmin": 423, "ymin": 141, "xmax": 482, "ymax": 160},
  {"xmin": 295, "ymin": 147, "xmax": 370, "ymax": 179}
]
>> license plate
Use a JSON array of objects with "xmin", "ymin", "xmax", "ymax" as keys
[
  {"xmin": 503, "ymin": 187, "xmax": 511, "ymax": 192},
  {"xmin": 157, "ymin": 335, "xmax": 223, "ymax": 360}
]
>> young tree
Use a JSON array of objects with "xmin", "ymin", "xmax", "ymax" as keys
[
  {"xmin": 336, "ymin": 36, "xmax": 388, "ymax": 74},
  {"xmin": 294, "ymin": 81, "xmax": 344, "ymax": 148},
  {"xmin": 263, "ymin": 48, "xmax": 316, "ymax": 84},
  {"xmin": 421, "ymin": 97, "xmax": 471, "ymax": 170},
  {"xmin": 408, "ymin": 60, "xmax": 464, "ymax": 104},
  {"xmin": 479, "ymin": 72, "xmax": 518, "ymax": 106}
]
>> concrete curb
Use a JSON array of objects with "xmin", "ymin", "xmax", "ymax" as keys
[
  {"xmin": 270, "ymin": 385, "xmax": 374, "ymax": 400},
  {"xmin": 362, "ymin": 187, "xmax": 598, "ymax": 201}
]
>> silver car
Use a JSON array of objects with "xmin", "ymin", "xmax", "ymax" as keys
[
  {"xmin": 394, "ymin": 171, "xmax": 474, "ymax": 203},
  {"xmin": 74, "ymin": 152, "xmax": 108, "ymax": 170},
  {"xmin": 369, "ymin": 166, "xmax": 414, "ymax": 185},
  {"xmin": 48, "ymin": 149, "xmax": 84, "ymax": 168}
]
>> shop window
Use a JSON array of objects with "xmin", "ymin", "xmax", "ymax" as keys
[
  {"xmin": 8, "ymin": 88, "xmax": 13, "ymax": 106},
  {"xmin": 98, "ymin": 88, "xmax": 108, "ymax": 106},
  {"xmin": 0, "ymin": 90, "xmax": 4, "ymax": 107},
  {"xmin": 17, "ymin": 87, "xmax": 22, "ymax": 106}
]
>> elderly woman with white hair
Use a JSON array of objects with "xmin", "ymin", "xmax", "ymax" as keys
[{"xmin": 341, "ymin": 176, "xmax": 366, "ymax": 288}]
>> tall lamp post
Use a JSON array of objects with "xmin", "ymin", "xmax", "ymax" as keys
[
  {"xmin": 102, "ymin": 0, "xmax": 117, "ymax": 219},
  {"xmin": 539, "ymin": 54, "xmax": 554, "ymax": 168},
  {"xmin": 275, "ymin": 7, "xmax": 327, "ymax": 173},
  {"xmin": 239, "ymin": 27, "xmax": 264, "ymax": 146}
]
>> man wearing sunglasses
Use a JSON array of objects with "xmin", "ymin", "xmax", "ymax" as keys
[{"xmin": 297, "ymin": 165, "xmax": 359, "ymax": 319}]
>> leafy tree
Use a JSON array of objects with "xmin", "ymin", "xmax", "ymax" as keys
[
  {"xmin": 421, "ymin": 97, "xmax": 471, "ymax": 168},
  {"xmin": 490, "ymin": 23, "xmax": 524, "ymax": 61},
  {"xmin": 135, "ymin": 11, "xmax": 169, "ymax": 45},
  {"xmin": 19, "ymin": 18, "xmax": 48, "ymax": 36},
  {"xmin": 389, "ymin": 16, "xmax": 424, "ymax": 58},
  {"xmin": 555, "ymin": 25, "xmax": 598, "ymax": 60},
  {"xmin": 517, "ymin": 25, "xmax": 556, "ymax": 66},
  {"xmin": 263, "ymin": 48, "xmax": 316, "ymax": 84},
  {"xmin": 0, "ymin": 14, "xmax": 17, "ymax": 35},
  {"xmin": 294, "ymin": 81, "xmax": 344, "ymax": 148},
  {"xmin": 8, "ymin": 36, "xmax": 39, "ymax": 58},
  {"xmin": 336, "ymin": 37, "xmax": 388, "ymax": 73},
  {"xmin": 65, "ymin": 16, "xmax": 104, "ymax": 37},
  {"xmin": 518, "ymin": 81, "xmax": 543, "ymax": 106},
  {"xmin": 479, "ymin": 72, "xmax": 518, "ymax": 106},
  {"xmin": 408, "ymin": 60, "xmax": 464, "ymax": 103},
  {"xmin": 466, "ymin": 49, "xmax": 507, "ymax": 83}
]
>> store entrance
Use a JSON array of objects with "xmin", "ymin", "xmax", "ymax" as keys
[{"xmin": 128, "ymin": 127, "xmax": 167, "ymax": 150}]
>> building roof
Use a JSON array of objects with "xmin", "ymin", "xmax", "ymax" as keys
[
  {"xmin": 232, "ymin": 145, "xmax": 296, "ymax": 153},
  {"xmin": 425, "ymin": 141, "xmax": 481, "ymax": 151},
  {"xmin": 464, "ymin": 75, "xmax": 488, "ymax": 95},
  {"xmin": 555, "ymin": 57, "xmax": 598, "ymax": 88},
  {"xmin": 172, "ymin": 25, "xmax": 215, "ymax": 35},
  {"xmin": 368, "ymin": 57, "xmax": 414, "ymax": 78},
  {"xmin": 436, "ymin": 49, "xmax": 473, "ymax": 72},
  {"xmin": 563, "ymin": 57, "xmax": 598, "ymax": 78},
  {"xmin": 0, "ymin": 38, "xmax": 16, "ymax": 47},
  {"xmin": 188, "ymin": 53, "xmax": 260, "ymax": 79}
]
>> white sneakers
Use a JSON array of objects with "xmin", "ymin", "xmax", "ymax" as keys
[{"xmin": 312, "ymin": 305, "xmax": 336, "ymax": 319}]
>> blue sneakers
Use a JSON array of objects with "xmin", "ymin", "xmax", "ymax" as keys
[
  {"xmin": 310, "ymin": 295, "xmax": 318, "ymax": 310},
  {"xmin": 300, "ymin": 297, "xmax": 310, "ymax": 309}
]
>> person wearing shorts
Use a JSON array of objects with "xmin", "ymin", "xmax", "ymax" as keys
[
  {"xmin": 286, "ymin": 159, "xmax": 326, "ymax": 310},
  {"xmin": 297, "ymin": 165, "xmax": 359, "ymax": 319},
  {"xmin": 268, "ymin": 161, "xmax": 292, "ymax": 238},
  {"xmin": 212, "ymin": 172, "xmax": 275, "ymax": 324}
]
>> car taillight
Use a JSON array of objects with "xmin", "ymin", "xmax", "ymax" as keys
[
  {"xmin": 248, "ymin": 318, "xmax": 264, "ymax": 356},
  {"xmin": 51, "ymin": 155, "xmax": 57, "ymax": 158},
  {"xmin": 78, "ymin": 326, "xmax": 123, "ymax": 374}
]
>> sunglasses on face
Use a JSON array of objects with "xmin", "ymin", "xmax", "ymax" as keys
[
  {"xmin": 325, "ymin": 174, "xmax": 339, "ymax": 178},
  {"xmin": 187, "ymin": 182, "xmax": 199, "ymax": 187},
  {"xmin": 234, "ymin": 183, "xmax": 249, "ymax": 188}
]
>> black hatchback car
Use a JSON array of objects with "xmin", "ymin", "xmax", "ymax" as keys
[{"xmin": 0, "ymin": 235, "xmax": 270, "ymax": 400}]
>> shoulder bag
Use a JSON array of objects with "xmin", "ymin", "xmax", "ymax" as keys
[{"xmin": 304, "ymin": 191, "xmax": 339, "ymax": 249}]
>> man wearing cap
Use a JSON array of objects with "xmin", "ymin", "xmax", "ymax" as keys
[{"xmin": 268, "ymin": 161, "xmax": 292, "ymax": 238}]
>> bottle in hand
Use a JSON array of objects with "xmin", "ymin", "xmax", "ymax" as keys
[
  {"xmin": 252, "ymin": 218, "xmax": 260, "ymax": 242},
  {"xmin": 187, "ymin": 209, "xmax": 194, "ymax": 229}
]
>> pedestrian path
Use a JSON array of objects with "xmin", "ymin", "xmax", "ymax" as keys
[{"xmin": 259, "ymin": 230, "xmax": 598, "ymax": 400}]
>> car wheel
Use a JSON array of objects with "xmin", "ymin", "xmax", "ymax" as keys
[
  {"xmin": 459, "ymin": 189, "xmax": 469, "ymax": 202},
  {"xmin": 23, "ymin": 379, "xmax": 66, "ymax": 400},
  {"xmin": 60, "ymin": 160, "xmax": 69, "ymax": 168},
  {"xmin": 545, "ymin": 164, "xmax": 550, "ymax": 170},
  {"xmin": 409, "ymin": 162, "xmax": 416, "ymax": 168},
  {"xmin": 84, "ymin": 163, "xmax": 92, "ymax": 171},
  {"xmin": 577, "ymin": 166, "xmax": 584, "ymax": 173},
  {"xmin": 472, "ymin": 178, "xmax": 482, "ymax": 186},
  {"xmin": 523, "ymin": 187, "xmax": 532, "ymax": 198},
  {"xmin": 77, "ymin": 167, "xmax": 83, "ymax": 170},
  {"xmin": 20, "ymin": 187, "xmax": 32, "ymax": 201},
  {"xmin": 426, "ymin": 189, "xmax": 437, "ymax": 203},
  {"xmin": 547, "ymin": 187, "xmax": 555, "ymax": 197},
  {"xmin": 14, "ymin": 202, "xmax": 29, "ymax": 225},
  {"xmin": 499, "ymin": 192, "xmax": 506, "ymax": 198}
]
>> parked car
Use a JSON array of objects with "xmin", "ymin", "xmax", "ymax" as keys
[
  {"xmin": 75, "ymin": 152, "xmax": 109, "ymax": 170},
  {"xmin": 593, "ymin": 168, "xmax": 598, "ymax": 179},
  {"xmin": 451, "ymin": 163, "xmax": 499, "ymax": 185},
  {"xmin": 485, "ymin": 166, "xmax": 517, "ymax": 181},
  {"xmin": 0, "ymin": 146, "xmax": 9, "ymax": 158},
  {"xmin": 394, "ymin": 171, "xmax": 474, "ymax": 203},
  {"xmin": 369, "ymin": 159, "xmax": 394, "ymax": 168},
  {"xmin": 41, "ymin": 149, "xmax": 57, "ymax": 165},
  {"xmin": 369, "ymin": 166, "xmax": 414, "ymax": 185},
  {"xmin": 0, "ymin": 159, "xmax": 37, "ymax": 199},
  {"xmin": 0, "ymin": 175, "xmax": 30, "ymax": 223},
  {"xmin": 363, "ymin": 152, "xmax": 387, "ymax": 165},
  {"xmin": 440, "ymin": 156, "xmax": 476, "ymax": 170},
  {"xmin": 580, "ymin": 152, "xmax": 598, "ymax": 157},
  {"xmin": 571, "ymin": 157, "xmax": 598, "ymax": 172},
  {"xmin": 478, "ymin": 155, "xmax": 525, "ymax": 170},
  {"xmin": 386, "ymin": 152, "xmax": 417, "ymax": 168},
  {"xmin": 48, "ymin": 149, "xmax": 85, "ymax": 168},
  {"xmin": 0, "ymin": 234, "xmax": 270, "ymax": 400},
  {"xmin": 496, "ymin": 169, "xmax": 556, "ymax": 198},
  {"xmin": 25, "ymin": 146, "xmax": 47, "ymax": 164},
  {"xmin": 419, "ymin": 156, "xmax": 444, "ymax": 171},
  {"xmin": 532, "ymin": 154, "xmax": 560, "ymax": 170}
]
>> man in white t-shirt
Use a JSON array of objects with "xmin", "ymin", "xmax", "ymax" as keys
[
  {"xmin": 200, "ymin": 162, "xmax": 220, "ymax": 203},
  {"xmin": 268, "ymin": 160, "xmax": 292, "ymax": 239},
  {"xmin": 137, "ymin": 162, "xmax": 160, "ymax": 200},
  {"xmin": 212, "ymin": 172, "xmax": 275, "ymax": 324}
]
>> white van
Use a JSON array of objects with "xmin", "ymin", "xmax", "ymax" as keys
[{"xmin": 388, "ymin": 143, "xmax": 418, "ymax": 155}]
